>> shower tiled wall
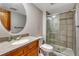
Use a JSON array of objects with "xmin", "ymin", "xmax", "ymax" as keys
[{"xmin": 57, "ymin": 11, "xmax": 75, "ymax": 49}]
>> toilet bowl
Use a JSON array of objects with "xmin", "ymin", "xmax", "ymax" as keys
[
  {"xmin": 40, "ymin": 44, "xmax": 53, "ymax": 56},
  {"xmin": 38, "ymin": 36, "xmax": 53, "ymax": 56}
]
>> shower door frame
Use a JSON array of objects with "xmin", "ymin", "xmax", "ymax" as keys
[{"xmin": 46, "ymin": 11, "xmax": 76, "ymax": 56}]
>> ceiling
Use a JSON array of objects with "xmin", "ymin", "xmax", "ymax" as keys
[
  {"xmin": 33, "ymin": 3, "xmax": 75, "ymax": 14},
  {"xmin": 0, "ymin": 3, "xmax": 26, "ymax": 15},
  {"xmin": 0, "ymin": 3, "xmax": 75, "ymax": 15}
]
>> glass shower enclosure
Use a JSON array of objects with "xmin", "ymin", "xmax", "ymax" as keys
[{"xmin": 46, "ymin": 11, "xmax": 76, "ymax": 56}]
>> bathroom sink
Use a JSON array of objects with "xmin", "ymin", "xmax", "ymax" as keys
[{"xmin": 12, "ymin": 39, "xmax": 29, "ymax": 45}]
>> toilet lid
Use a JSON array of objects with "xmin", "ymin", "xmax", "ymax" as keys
[{"xmin": 40, "ymin": 44, "xmax": 53, "ymax": 50}]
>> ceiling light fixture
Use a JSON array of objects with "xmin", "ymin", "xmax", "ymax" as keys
[
  {"xmin": 50, "ymin": 3, "xmax": 54, "ymax": 5},
  {"xmin": 52, "ymin": 15, "xmax": 56, "ymax": 18}
]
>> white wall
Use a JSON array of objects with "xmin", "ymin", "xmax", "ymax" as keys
[
  {"xmin": 11, "ymin": 12, "xmax": 26, "ymax": 33},
  {"xmin": 22, "ymin": 4, "xmax": 43, "ymax": 36},
  {"xmin": 42, "ymin": 11, "xmax": 46, "ymax": 41},
  {"xmin": 0, "ymin": 3, "xmax": 43, "ymax": 37}
]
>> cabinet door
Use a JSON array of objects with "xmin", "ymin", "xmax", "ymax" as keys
[
  {"xmin": 23, "ymin": 40, "xmax": 39, "ymax": 56},
  {"xmin": 26, "ymin": 48, "xmax": 38, "ymax": 56}
]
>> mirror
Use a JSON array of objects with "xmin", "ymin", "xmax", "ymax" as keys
[{"xmin": 0, "ymin": 3, "xmax": 26, "ymax": 34}]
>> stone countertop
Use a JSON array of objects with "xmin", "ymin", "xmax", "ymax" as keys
[{"xmin": 0, "ymin": 36, "xmax": 40, "ymax": 55}]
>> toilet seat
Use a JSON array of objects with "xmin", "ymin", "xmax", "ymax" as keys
[{"xmin": 40, "ymin": 44, "xmax": 53, "ymax": 52}]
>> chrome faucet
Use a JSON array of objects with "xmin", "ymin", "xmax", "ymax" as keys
[
  {"xmin": 8, "ymin": 35, "xmax": 13, "ymax": 42},
  {"xmin": 8, "ymin": 35, "xmax": 17, "ymax": 41},
  {"xmin": 16, "ymin": 35, "xmax": 22, "ymax": 40},
  {"xmin": 8, "ymin": 35, "xmax": 22, "ymax": 42}
]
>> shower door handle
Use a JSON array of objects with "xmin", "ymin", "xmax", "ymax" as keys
[{"xmin": 76, "ymin": 26, "xmax": 79, "ymax": 27}]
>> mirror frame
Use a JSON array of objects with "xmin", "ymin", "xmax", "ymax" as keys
[{"xmin": 0, "ymin": 3, "xmax": 27, "ymax": 36}]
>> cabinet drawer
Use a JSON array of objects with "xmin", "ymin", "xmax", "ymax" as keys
[{"xmin": 5, "ymin": 48, "xmax": 23, "ymax": 56}]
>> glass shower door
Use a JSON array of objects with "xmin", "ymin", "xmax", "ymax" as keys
[{"xmin": 46, "ymin": 11, "xmax": 76, "ymax": 56}]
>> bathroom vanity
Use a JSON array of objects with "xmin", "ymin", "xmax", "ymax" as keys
[
  {"xmin": 0, "ymin": 36, "xmax": 40, "ymax": 56},
  {"xmin": 0, "ymin": 3, "xmax": 40, "ymax": 56}
]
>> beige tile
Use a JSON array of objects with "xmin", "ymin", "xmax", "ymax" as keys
[{"xmin": 67, "ymin": 42, "xmax": 72, "ymax": 48}]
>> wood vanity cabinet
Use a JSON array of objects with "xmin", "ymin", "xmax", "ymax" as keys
[{"xmin": 1, "ymin": 40, "xmax": 39, "ymax": 56}]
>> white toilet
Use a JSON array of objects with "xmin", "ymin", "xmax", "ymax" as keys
[
  {"xmin": 37, "ymin": 36, "xmax": 53, "ymax": 56},
  {"xmin": 40, "ymin": 44, "xmax": 53, "ymax": 56}
]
